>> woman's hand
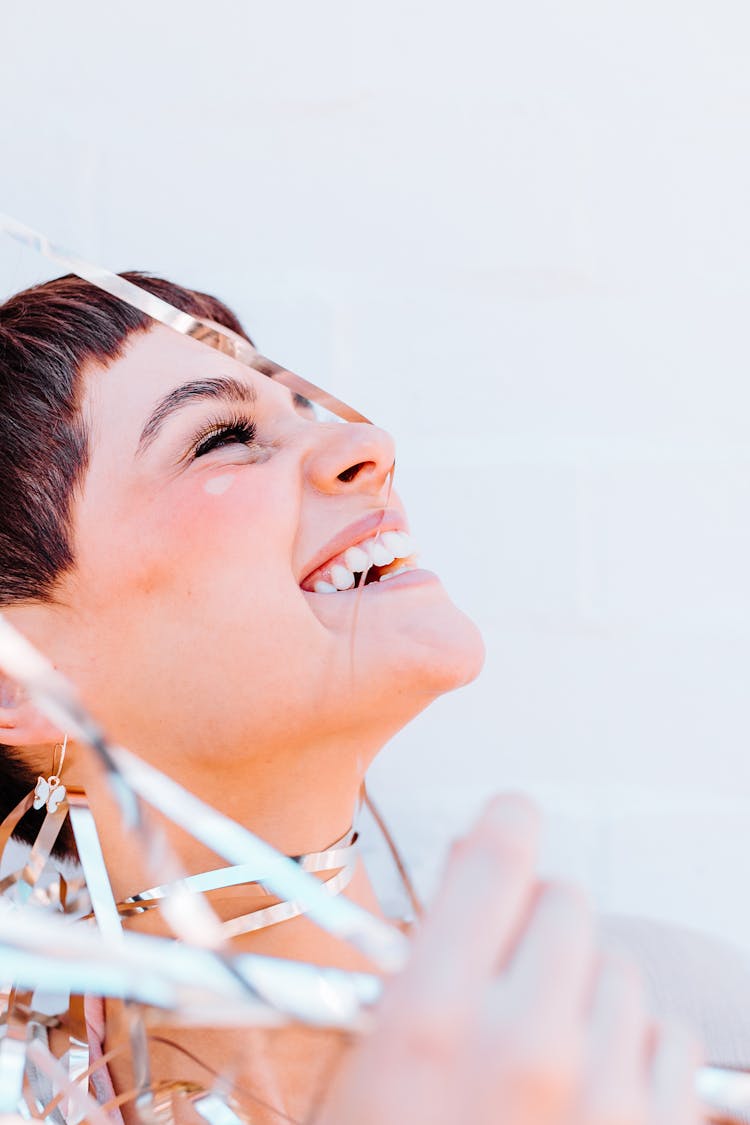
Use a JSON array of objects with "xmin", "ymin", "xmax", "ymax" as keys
[{"xmin": 318, "ymin": 796, "xmax": 704, "ymax": 1125}]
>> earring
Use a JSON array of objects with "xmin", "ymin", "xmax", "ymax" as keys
[{"xmin": 33, "ymin": 734, "xmax": 68, "ymax": 815}]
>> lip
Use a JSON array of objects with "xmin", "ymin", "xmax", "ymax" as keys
[
  {"xmin": 360, "ymin": 566, "xmax": 438, "ymax": 592},
  {"xmin": 299, "ymin": 508, "xmax": 409, "ymax": 587}
]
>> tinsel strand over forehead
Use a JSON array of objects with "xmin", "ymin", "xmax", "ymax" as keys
[{"xmin": 0, "ymin": 213, "xmax": 370, "ymax": 425}]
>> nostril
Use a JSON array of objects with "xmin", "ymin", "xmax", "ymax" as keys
[{"xmin": 337, "ymin": 461, "xmax": 369, "ymax": 483}]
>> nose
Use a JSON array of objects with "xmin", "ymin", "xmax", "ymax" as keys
[{"xmin": 304, "ymin": 422, "xmax": 396, "ymax": 496}]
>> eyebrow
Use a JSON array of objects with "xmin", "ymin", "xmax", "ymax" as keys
[{"xmin": 136, "ymin": 376, "xmax": 258, "ymax": 456}]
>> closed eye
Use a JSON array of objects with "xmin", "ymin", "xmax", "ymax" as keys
[{"xmin": 193, "ymin": 417, "xmax": 257, "ymax": 458}]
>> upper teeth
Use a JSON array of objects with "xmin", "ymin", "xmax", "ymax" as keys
[
  {"xmin": 330, "ymin": 564, "xmax": 356, "ymax": 591},
  {"xmin": 343, "ymin": 545, "xmax": 370, "ymax": 572},
  {"xmin": 311, "ymin": 530, "xmax": 417, "ymax": 593}
]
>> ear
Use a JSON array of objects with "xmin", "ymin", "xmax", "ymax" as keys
[{"xmin": 0, "ymin": 673, "xmax": 64, "ymax": 747}]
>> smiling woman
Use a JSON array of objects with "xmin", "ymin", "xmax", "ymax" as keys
[{"xmin": 0, "ymin": 271, "xmax": 721, "ymax": 1125}]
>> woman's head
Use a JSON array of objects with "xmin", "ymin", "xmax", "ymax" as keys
[{"xmin": 0, "ymin": 272, "xmax": 483, "ymax": 841}]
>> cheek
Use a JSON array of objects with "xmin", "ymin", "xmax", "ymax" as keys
[
  {"xmin": 153, "ymin": 472, "xmax": 292, "ymax": 596},
  {"xmin": 78, "ymin": 467, "xmax": 296, "ymax": 613}
]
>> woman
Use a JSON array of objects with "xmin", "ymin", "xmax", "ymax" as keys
[{"xmin": 0, "ymin": 272, "xmax": 711, "ymax": 1122}]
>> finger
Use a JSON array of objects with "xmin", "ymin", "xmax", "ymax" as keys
[
  {"xmin": 647, "ymin": 1019, "xmax": 703, "ymax": 1125},
  {"xmin": 382, "ymin": 795, "xmax": 540, "ymax": 1038},
  {"xmin": 500, "ymin": 880, "xmax": 597, "ymax": 1032},
  {"xmin": 580, "ymin": 951, "xmax": 651, "ymax": 1122},
  {"xmin": 471, "ymin": 882, "xmax": 594, "ymax": 1121}
]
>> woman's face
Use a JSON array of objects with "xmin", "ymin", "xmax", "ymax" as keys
[{"xmin": 50, "ymin": 326, "xmax": 483, "ymax": 765}]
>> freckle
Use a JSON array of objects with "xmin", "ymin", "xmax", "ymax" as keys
[{"xmin": 204, "ymin": 475, "xmax": 235, "ymax": 496}]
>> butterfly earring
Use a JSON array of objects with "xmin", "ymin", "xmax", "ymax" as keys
[{"xmin": 33, "ymin": 734, "xmax": 68, "ymax": 815}]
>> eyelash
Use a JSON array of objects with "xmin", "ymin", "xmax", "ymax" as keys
[{"xmin": 192, "ymin": 415, "xmax": 258, "ymax": 458}]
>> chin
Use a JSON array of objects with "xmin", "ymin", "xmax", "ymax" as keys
[
  {"xmin": 413, "ymin": 607, "xmax": 485, "ymax": 695},
  {"xmin": 373, "ymin": 594, "xmax": 485, "ymax": 701},
  {"xmin": 308, "ymin": 570, "xmax": 485, "ymax": 707}
]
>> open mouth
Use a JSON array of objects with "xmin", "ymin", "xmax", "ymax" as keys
[{"xmin": 301, "ymin": 529, "xmax": 419, "ymax": 593}]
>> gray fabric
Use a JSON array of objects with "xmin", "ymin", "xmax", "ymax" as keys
[
  {"xmin": 603, "ymin": 914, "xmax": 750, "ymax": 1122},
  {"xmin": 603, "ymin": 914, "xmax": 750, "ymax": 1064}
]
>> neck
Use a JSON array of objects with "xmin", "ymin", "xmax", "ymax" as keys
[{"xmin": 78, "ymin": 731, "xmax": 388, "ymax": 973}]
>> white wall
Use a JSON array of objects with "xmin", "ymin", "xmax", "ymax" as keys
[{"xmin": 2, "ymin": 1, "xmax": 749, "ymax": 948}]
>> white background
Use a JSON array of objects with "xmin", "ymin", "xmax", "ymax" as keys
[{"xmin": 2, "ymin": 2, "xmax": 749, "ymax": 948}]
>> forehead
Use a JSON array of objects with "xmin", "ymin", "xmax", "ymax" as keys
[{"xmin": 81, "ymin": 324, "xmax": 271, "ymax": 438}]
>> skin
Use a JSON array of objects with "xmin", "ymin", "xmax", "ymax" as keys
[{"xmin": 0, "ymin": 326, "xmax": 701, "ymax": 1124}]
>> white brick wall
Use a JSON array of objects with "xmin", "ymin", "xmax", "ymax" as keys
[{"xmin": 2, "ymin": 1, "xmax": 749, "ymax": 947}]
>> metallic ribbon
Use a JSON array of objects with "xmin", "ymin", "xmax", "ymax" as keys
[
  {"xmin": 0, "ymin": 907, "xmax": 379, "ymax": 1029},
  {"xmin": 0, "ymin": 792, "xmax": 36, "ymax": 861},
  {"xmin": 65, "ymin": 994, "xmax": 91, "ymax": 1125},
  {"xmin": 67, "ymin": 790, "xmax": 123, "ymax": 946},
  {"xmin": 219, "ymin": 863, "xmax": 355, "ymax": 939},
  {"xmin": 117, "ymin": 829, "xmax": 358, "ymax": 937},
  {"xmin": 0, "ymin": 992, "xmax": 29, "ymax": 1114},
  {"xmin": 192, "ymin": 1091, "xmax": 247, "ymax": 1125},
  {"xmin": 0, "ymin": 214, "xmax": 370, "ymax": 425},
  {"xmin": 121, "ymin": 828, "xmax": 356, "ymax": 906},
  {"xmin": 0, "ymin": 802, "xmax": 69, "ymax": 904},
  {"xmin": 698, "ymin": 1066, "xmax": 750, "ymax": 1122},
  {"xmin": 26, "ymin": 1037, "xmax": 109, "ymax": 1125}
]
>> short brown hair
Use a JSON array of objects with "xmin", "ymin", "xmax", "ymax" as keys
[{"xmin": 0, "ymin": 271, "xmax": 251, "ymax": 849}]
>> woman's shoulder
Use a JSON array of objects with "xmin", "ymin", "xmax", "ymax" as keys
[{"xmin": 601, "ymin": 912, "xmax": 750, "ymax": 1067}]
